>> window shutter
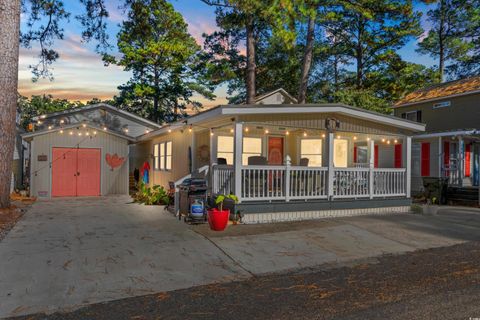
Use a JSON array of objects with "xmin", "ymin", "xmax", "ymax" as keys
[
  {"xmin": 394, "ymin": 144, "xmax": 402, "ymax": 168},
  {"xmin": 416, "ymin": 111, "xmax": 422, "ymax": 123},
  {"xmin": 421, "ymin": 142, "xmax": 430, "ymax": 176},
  {"xmin": 465, "ymin": 144, "xmax": 471, "ymax": 177},
  {"xmin": 401, "ymin": 113, "xmax": 406, "ymax": 119}
]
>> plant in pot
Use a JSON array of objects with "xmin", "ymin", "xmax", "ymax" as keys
[
  {"xmin": 208, "ymin": 194, "xmax": 238, "ymax": 231},
  {"xmin": 424, "ymin": 196, "xmax": 440, "ymax": 215}
]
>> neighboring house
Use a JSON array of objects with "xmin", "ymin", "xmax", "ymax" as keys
[
  {"xmin": 393, "ymin": 76, "xmax": 480, "ymax": 193},
  {"xmin": 136, "ymin": 90, "xmax": 424, "ymax": 223},
  {"xmin": 21, "ymin": 103, "xmax": 161, "ymax": 198}
]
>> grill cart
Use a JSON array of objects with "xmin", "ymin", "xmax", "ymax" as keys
[{"xmin": 178, "ymin": 178, "xmax": 208, "ymax": 224}]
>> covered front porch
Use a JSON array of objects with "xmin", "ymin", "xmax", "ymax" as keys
[{"xmin": 208, "ymin": 120, "xmax": 412, "ymax": 204}]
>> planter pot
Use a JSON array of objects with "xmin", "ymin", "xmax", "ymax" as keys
[
  {"xmin": 207, "ymin": 209, "xmax": 229, "ymax": 231},
  {"xmin": 423, "ymin": 205, "xmax": 440, "ymax": 215}
]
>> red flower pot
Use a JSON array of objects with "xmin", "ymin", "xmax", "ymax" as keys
[{"xmin": 207, "ymin": 209, "xmax": 229, "ymax": 231}]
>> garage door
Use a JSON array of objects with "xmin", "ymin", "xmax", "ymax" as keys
[{"xmin": 52, "ymin": 148, "xmax": 101, "ymax": 197}]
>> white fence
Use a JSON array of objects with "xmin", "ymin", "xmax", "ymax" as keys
[{"xmin": 212, "ymin": 165, "xmax": 407, "ymax": 202}]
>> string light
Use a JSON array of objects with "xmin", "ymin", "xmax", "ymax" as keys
[
  {"xmin": 337, "ymin": 135, "xmax": 341, "ymax": 139},
  {"xmin": 285, "ymin": 130, "xmax": 289, "ymax": 135},
  {"xmin": 86, "ymin": 131, "xmax": 90, "ymax": 136},
  {"xmin": 60, "ymin": 120, "xmax": 65, "ymax": 124},
  {"xmin": 387, "ymin": 140, "xmax": 391, "ymax": 144},
  {"xmin": 145, "ymin": 129, "xmax": 150, "ymax": 134},
  {"xmin": 82, "ymin": 123, "xmax": 87, "ymax": 128},
  {"xmin": 245, "ymin": 127, "xmax": 249, "ymax": 132},
  {"xmin": 93, "ymin": 131, "xmax": 97, "ymax": 135},
  {"xmin": 103, "ymin": 127, "xmax": 107, "ymax": 131},
  {"xmin": 210, "ymin": 131, "xmax": 214, "ymax": 136},
  {"xmin": 168, "ymin": 129, "xmax": 172, "ymax": 133},
  {"xmin": 367, "ymin": 137, "xmax": 371, "ymax": 141},
  {"xmin": 321, "ymin": 133, "xmax": 326, "ymax": 138},
  {"xmin": 40, "ymin": 115, "xmax": 46, "ymax": 119},
  {"xmin": 37, "ymin": 121, "xmax": 42, "ymax": 125},
  {"xmin": 189, "ymin": 125, "xmax": 193, "ymax": 133},
  {"xmin": 60, "ymin": 130, "xmax": 64, "ymax": 134},
  {"xmin": 303, "ymin": 131, "xmax": 307, "ymax": 137},
  {"xmin": 48, "ymin": 125, "xmax": 53, "ymax": 130},
  {"xmin": 69, "ymin": 131, "xmax": 74, "ymax": 135},
  {"xmin": 394, "ymin": 139, "xmax": 398, "ymax": 143},
  {"xmin": 78, "ymin": 132, "xmax": 83, "ymax": 136},
  {"xmin": 353, "ymin": 136, "xmax": 357, "ymax": 140},
  {"xmin": 265, "ymin": 129, "xmax": 270, "ymax": 134},
  {"xmin": 381, "ymin": 138, "xmax": 386, "ymax": 142},
  {"xmin": 230, "ymin": 128, "xmax": 234, "ymax": 133},
  {"xmin": 124, "ymin": 128, "xmax": 129, "ymax": 133}
]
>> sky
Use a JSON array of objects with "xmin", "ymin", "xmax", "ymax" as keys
[{"xmin": 18, "ymin": 0, "xmax": 434, "ymax": 108}]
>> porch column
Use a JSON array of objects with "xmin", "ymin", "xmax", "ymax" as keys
[
  {"xmin": 458, "ymin": 136, "xmax": 465, "ymax": 187},
  {"xmin": 327, "ymin": 132, "xmax": 334, "ymax": 199},
  {"xmin": 368, "ymin": 138, "xmax": 374, "ymax": 199},
  {"xmin": 209, "ymin": 129, "xmax": 217, "ymax": 166},
  {"xmin": 234, "ymin": 122, "xmax": 243, "ymax": 202},
  {"xmin": 403, "ymin": 136, "xmax": 412, "ymax": 198}
]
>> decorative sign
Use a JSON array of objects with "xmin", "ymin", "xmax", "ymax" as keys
[
  {"xmin": 37, "ymin": 155, "xmax": 48, "ymax": 162},
  {"xmin": 105, "ymin": 153, "xmax": 125, "ymax": 171},
  {"xmin": 325, "ymin": 118, "xmax": 340, "ymax": 131}
]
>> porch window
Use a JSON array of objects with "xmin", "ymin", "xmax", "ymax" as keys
[
  {"xmin": 156, "ymin": 141, "xmax": 172, "ymax": 171},
  {"xmin": 217, "ymin": 136, "xmax": 234, "ymax": 164},
  {"xmin": 243, "ymin": 137, "xmax": 262, "ymax": 165},
  {"xmin": 154, "ymin": 144, "xmax": 160, "ymax": 170},
  {"xmin": 334, "ymin": 139, "xmax": 348, "ymax": 168},
  {"xmin": 300, "ymin": 139, "xmax": 322, "ymax": 167},
  {"xmin": 402, "ymin": 110, "xmax": 422, "ymax": 123}
]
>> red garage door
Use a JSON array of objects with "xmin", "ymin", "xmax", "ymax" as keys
[{"xmin": 52, "ymin": 148, "xmax": 101, "ymax": 197}]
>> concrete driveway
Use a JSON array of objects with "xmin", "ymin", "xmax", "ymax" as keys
[
  {"xmin": 2, "ymin": 198, "xmax": 480, "ymax": 319},
  {"xmin": 0, "ymin": 196, "xmax": 248, "ymax": 318}
]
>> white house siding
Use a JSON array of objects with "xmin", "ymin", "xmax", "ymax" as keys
[
  {"xmin": 30, "ymin": 130, "xmax": 129, "ymax": 198},
  {"xmin": 150, "ymin": 130, "xmax": 192, "ymax": 188}
]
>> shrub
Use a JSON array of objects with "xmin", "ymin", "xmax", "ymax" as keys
[{"xmin": 133, "ymin": 181, "xmax": 170, "ymax": 205}]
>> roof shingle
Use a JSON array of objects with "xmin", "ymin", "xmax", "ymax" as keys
[{"xmin": 394, "ymin": 76, "xmax": 480, "ymax": 107}]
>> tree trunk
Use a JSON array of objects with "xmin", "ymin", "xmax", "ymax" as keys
[
  {"xmin": 298, "ymin": 14, "xmax": 316, "ymax": 104},
  {"xmin": 0, "ymin": 0, "xmax": 21, "ymax": 208},
  {"xmin": 438, "ymin": 0, "xmax": 445, "ymax": 82},
  {"xmin": 245, "ymin": 15, "xmax": 256, "ymax": 104}
]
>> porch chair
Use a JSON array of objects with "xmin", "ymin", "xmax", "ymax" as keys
[
  {"xmin": 299, "ymin": 158, "xmax": 309, "ymax": 166},
  {"xmin": 247, "ymin": 156, "xmax": 267, "ymax": 165},
  {"xmin": 217, "ymin": 157, "xmax": 227, "ymax": 165},
  {"xmin": 246, "ymin": 156, "xmax": 268, "ymax": 197}
]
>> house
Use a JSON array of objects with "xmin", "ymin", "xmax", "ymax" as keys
[
  {"xmin": 393, "ymin": 76, "xmax": 480, "ymax": 193},
  {"xmin": 136, "ymin": 91, "xmax": 424, "ymax": 223},
  {"xmin": 21, "ymin": 103, "xmax": 161, "ymax": 198}
]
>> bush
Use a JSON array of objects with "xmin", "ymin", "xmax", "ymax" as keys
[{"xmin": 133, "ymin": 181, "xmax": 170, "ymax": 205}]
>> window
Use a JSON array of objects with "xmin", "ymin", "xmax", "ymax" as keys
[
  {"xmin": 402, "ymin": 110, "xmax": 422, "ymax": 123},
  {"xmin": 154, "ymin": 141, "xmax": 172, "ymax": 171},
  {"xmin": 154, "ymin": 144, "xmax": 159, "ymax": 170},
  {"xmin": 243, "ymin": 137, "xmax": 262, "ymax": 165},
  {"xmin": 216, "ymin": 136, "xmax": 263, "ymax": 165},
  {"xmin": 217, "ymin": 136, "xmax": 234, "ymax": 164},
  {"xmin": 433, "ymin": 101, "xmax": 451, "ymax": 109},
  {"xmin": 334, "ymin": 139, "xmax": 348, "ymax": 168},
  {"xmin": 300, "ymin": 139, "xmax": 322, "ymax": 167}
]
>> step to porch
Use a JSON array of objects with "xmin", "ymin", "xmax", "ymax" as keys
[{"xmin": 447, "ymin": 187, "xmax": 479, "ymax": 207}]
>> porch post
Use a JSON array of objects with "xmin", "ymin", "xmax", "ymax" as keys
[
  {"xmin": 327, "ymin": 132, "xmax": 334, "ymax": 199},
  {"xmin": 368, "ymin": 139, "xmax": 374, "ymax": 199},
  {"xmin": 404, "ymin": 136, "xmax": 412, "ymax": 198},
  {"xmin": 210, "ymin": 129, "xmax": 217, "ymax": 166},
  {"xmin": 234, "ymin": 122, "xmax": 243, "ymax": 203},
  {"xmin": 458, "ymin": 136, "xmax": 464, "ymax": 187}
]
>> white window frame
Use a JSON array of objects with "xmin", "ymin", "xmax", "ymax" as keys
[
  {"xmin": 300, "ymin": 138, "xmax": 323, "ymax": 167},
  {"xmin": 154, "ymin": 141, "xmax": 172, "ymax": 171},
  {"xmin": 217, "ymin": 135, "xmax": 234, "ymax": 165}
]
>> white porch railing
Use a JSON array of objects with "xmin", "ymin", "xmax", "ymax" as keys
[
  {"xmin": 211, "ymin": 165, "xmax": 407, "ymax": 202},
  {"xmin": 373, "ymin": 168, "xmax": 407, "ymax": 197},
  {"xmin": 212, "ymin": 165, "xmax": 235, "ymax": 195}
]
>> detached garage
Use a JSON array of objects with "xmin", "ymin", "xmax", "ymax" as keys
[{"xmin": 22, "ymin": 104, "xmax": 160, "ymax": 198}]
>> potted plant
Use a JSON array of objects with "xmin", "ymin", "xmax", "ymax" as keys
[
  {"xmin": 423, "ymin": 196, "xmax": 440, "ymax": 215},
  {"xmin": 208, "ymin": 194, "xmax": 238, "ymax": 231}
]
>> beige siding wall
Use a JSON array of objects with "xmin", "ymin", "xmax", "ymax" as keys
[
  {"xmin": 30, "ymin": 130, "xmax": 129, "ymax": 198},
  {"xmin": 150, "ymin": 130, "xmax": 192, "ymax": 188},
  {"xmin": 194, "ymin": 129, "xmax": 210, "ymax": 170},
  {"xmin": 393, "ymin": 93, "xmax": 480, "ymax": 132}
]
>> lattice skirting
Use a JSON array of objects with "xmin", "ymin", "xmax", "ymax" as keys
[{"xmin": 241, "ymin": 206, "xmax": 411, "ymax": 224}]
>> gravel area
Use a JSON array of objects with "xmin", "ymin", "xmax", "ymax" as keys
[{"xmin": 11, "ymin": 241, "xmax": 480, "ymax": 320}]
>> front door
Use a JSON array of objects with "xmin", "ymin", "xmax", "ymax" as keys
[
  {"xmin": 268, "ymin": 137, "xmax": 284, "ymax": 165},
  {"xmin": 52, "ymin": 147, "xmax": 101, "ymax": 197}
]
